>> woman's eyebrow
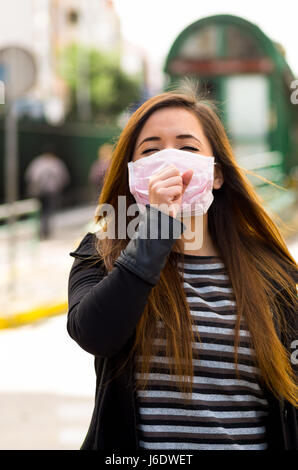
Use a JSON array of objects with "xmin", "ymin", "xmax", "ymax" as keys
[
  {"xmin": 137, "ymin": 134, "xmax": 202, "ymax": 148},
  {"xmin": 137, "ymin": 136, "xmax": 161, "ymax": 148},
  {"xmin": 176, "ymin": 134, "xmax": 202, "ymax": 146}
]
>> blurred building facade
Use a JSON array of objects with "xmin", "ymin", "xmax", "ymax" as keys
[
  {"xmin": 0, "ymin": 0, "xmax": 148, "ymax": 207},
  {"xmin": 164, "ymin": 14, "xmax": 298, "ymax": 217},
  {"xmin": 0, "ymin": 0, "xmax": 122, "ymax": 119}
]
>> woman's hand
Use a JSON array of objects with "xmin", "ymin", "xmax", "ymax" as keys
[{"xmin": 149, "ymin": 165, "xmax": 193, "ymax": 219}]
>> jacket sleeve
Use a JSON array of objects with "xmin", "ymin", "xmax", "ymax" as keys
[{"xmin": 67, "ymin": 204, "xmax": 186, "ymax": 358}]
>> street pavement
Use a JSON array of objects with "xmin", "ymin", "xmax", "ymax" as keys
[
  {"xmin": 0, "ymin": 314, "xmax": 95, "ymax": 450},
  {"xmin": 1, "ymin": 203, "xmax": 97, "ymax": 449},
  {"xmin": 0, "ymin": 204, "xmax": 297, "ymax": 449}
]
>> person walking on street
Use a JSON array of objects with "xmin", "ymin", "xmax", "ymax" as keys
[
  {"xmin": 67, "ymin": 88, "xmax": 297, "ymax": 451},
  {"xmin": 25, "ymin": 148, "xmax": 70, "ymax": 239}
]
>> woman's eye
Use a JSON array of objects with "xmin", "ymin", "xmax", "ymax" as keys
[
  {"xmin": 181, "ymin": 146, "xmax": 199, "ymax": 152},
  {"xmin": 141, "ymin": 148, "xmax": 159, "ymax": 155}
]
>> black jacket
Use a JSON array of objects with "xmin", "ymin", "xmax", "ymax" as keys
[{"xmin": 67, "ymin": 204, "xmax": 298, "ymax": 451}]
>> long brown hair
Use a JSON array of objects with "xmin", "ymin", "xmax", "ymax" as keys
[{"xmin": 93, "ymin": 88, "xmax": 298, "ymax": 405}]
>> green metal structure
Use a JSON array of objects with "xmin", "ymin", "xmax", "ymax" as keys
[
  {"xmin": 0, "ymin": 118, "xmax": 119, "ymax": 207},
  {"xmin": 164, "ymin": 14, "xmax": 298, "ymax": 216}
]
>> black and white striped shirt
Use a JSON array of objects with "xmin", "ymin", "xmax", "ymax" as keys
[{"xmin": 135, "ymin": 253, "xmax": 269, "ymax": 450}]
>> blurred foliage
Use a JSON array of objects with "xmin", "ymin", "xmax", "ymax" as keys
[{"xmin": 58, "ymin": 44, "xmax": 142, "ymax": 123}]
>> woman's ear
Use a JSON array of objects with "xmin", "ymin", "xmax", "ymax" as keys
[{"xmin": 213, "ymin": 163, "xmax": 224, "ymax": 190}]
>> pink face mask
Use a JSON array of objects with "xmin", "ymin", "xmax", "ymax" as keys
[{"xmin": 128, "ymin": 148, "xmax": 215, "ymax": 217}]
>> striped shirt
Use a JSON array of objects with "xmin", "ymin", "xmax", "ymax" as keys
[{"xmin": 135, "ymin": 253, "xmax": 269, "ymax": 450}]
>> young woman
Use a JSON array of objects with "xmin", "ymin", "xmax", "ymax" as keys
[{"xmin": 67, "ymin": 89, "xmax": 298, "ymax": 451}]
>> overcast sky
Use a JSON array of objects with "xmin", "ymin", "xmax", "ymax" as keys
[{"xmin": 113, "ymin": 0, "xmax": 298, "ymax": 80}]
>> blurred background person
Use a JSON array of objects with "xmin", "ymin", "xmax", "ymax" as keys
[{"xmin": 25, "ymin": 144, "xmax": 71, "ymax": 239}]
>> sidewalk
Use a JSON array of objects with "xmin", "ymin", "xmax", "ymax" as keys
[
  {"xmin": 1, "ymin": 204, "xmax": 298, "ymax": 329},
  {"xmin": 0, "ymin": 204, "xmax": 96, "ymax": 329}
]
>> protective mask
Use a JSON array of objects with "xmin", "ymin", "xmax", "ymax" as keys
[{"xmin": 128, "ymin": 148, "xmax": 215, "ymax": 217}]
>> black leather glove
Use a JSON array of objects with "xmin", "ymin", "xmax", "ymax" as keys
[{"xmin": 114, "ymin": 204, "xmax": 186, "ymax": 286}]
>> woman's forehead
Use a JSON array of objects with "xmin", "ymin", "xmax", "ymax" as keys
[{"xmin": 137, "ymin": 107, "xmax": 204, "ymax": 138}]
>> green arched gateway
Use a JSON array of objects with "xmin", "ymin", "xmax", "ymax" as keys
[{"xmin": 164, "ymin": 14, "xmax": 298, "ymax": 216}]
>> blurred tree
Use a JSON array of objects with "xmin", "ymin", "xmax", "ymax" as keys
[{"xmin": 58, "ymin": 44, "xmax": 142, "ymax": 123}]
